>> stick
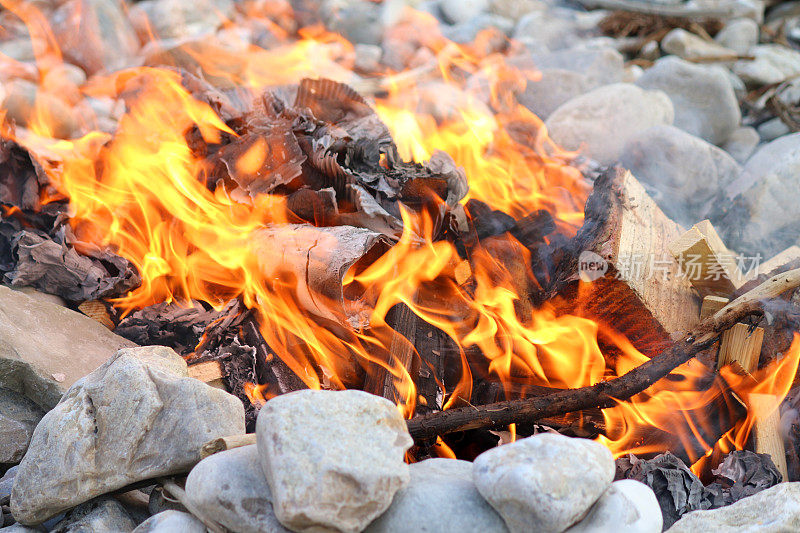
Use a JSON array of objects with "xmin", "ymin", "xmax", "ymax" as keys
[
  {"xmin": 406, "ymin": 268, "xmax": 800, "ymax": 441},
  {"xmin": 200, "ymin": 434, "xmax": 257, "ymax": 459},
  {"xmin": 576, "ymin": 0, "xmax": 755, "ymax": 19},
  {"xmin": 160, "ymin": 478, "xmax": 227, "ymax": 533}
]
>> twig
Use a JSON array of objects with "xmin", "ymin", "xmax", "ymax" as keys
[
  {"xmin": 406, "ymin": 268, "xmax": 800, "ymax": 441},
  {"xmin": 160, "ymin": 478, "xmax": 227, "ymax": 533},
  {"xmin": 200, "ymin": 434, "xmax": 257, "ymax": 459},
  {"xmin": 576, "ymin": 0, "xmax": 754, "ymax": 19}
]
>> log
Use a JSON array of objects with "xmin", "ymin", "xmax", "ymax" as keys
[
  {"xmin": 200, "ymin": 434, "xmax": 257, "ymax": 459},
  {"xmin": 364, "ymin": 302, "xmax": 419, "ymax": 406},
  {"xmin": 406, "ymin": 268, "xmax": 800, "ymax": 441},
  {"xmin": 550, "ymin": 168, "xmax": 700, "ymax": 355},
  {"xmin": 668, "ymin": 220, "xmax": 745, "ymax": 297}
]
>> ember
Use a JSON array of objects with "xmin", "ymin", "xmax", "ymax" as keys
[{"xmin": 0, "ymin": 0, "xmax": 799, "ymax": 532}]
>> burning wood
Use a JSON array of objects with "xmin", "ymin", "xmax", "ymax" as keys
[{"xmin": 550, "ymin": 168, "xmax": 700, "ymax": 355}]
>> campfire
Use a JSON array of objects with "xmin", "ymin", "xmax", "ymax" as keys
[{"xmin": 1, "ymin": 0, "xmax": 799, "ymax": 532}]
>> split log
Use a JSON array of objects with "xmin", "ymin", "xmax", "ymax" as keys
[
  {"xmin": 550, "ymin": 168, "xmax": 700, "ymax": 355},
  {"xmin": 668, "ymin": 220, "xmax": 746, "ymax": 297},
  {"xmin": 406, "ymin": 268, "xmax": 800, "ymax": 441},
  {"xmin": 750, "ymin": 394, "xmax": 790, "ymax": 482},
  {"xmin": 200, "ymin": 434, "xmax": 257, "ymax": 459},
  {"xmin": 718, "ymin": 324, "xmax": 763, "ymax": 372},
  {"xmin": 187, "ymin": 360, "xmax": 226, "ymax": 390}
]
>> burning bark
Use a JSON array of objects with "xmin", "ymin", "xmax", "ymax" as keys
[{"xmin": 251, "ymin": 224, "xmax": 389, "ymax": 328}]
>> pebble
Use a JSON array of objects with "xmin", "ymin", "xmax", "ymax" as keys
[
  {"xmin": 49, "ymin": 498, "xmax": 136, "ymax": 533},
  {"xmin": 440, "ymin": 0, "xmax": 489, "ymax": 25},
  {"xmin": 722, "ymin": 126, "xmax": 760, "ymax": 163},
  {"xmin": 0, "ymin": 389, "xmax": 44, "ymax": 464},
  {"xmin": 322, "ymin": 0, "xmax": 384, "ymax": 46},
  {"xmin": 636, "ymin": 56, "xmax": 740, "ymax": 145},
  {"xmin": 489, "ymin": 0, "xmax": 547, "ymax": 19},
  {"xmin": 10, "ymin": 346, "xmax": 245, "ymax": 525},
  {"xmin": 50, "ymin": 0, "xmax": 140, "ymax": 75},
  {"xmin": 517, "ymin": 68, "xmax": 588, "ymax": 120},
  {"xmin": 513, "ymin": 8, "xmax": 606, "ymax": 54},
  {"xmin": 757, "ymin": 117, "xmax": 790, "ymax": 142},
  {"xmin": 734, "ymin": 44, "xmax": 800, "ymax": 85},
  {"xmin": 256, "ymin": 389, "xmax": 412, "ymax": 533},
  {"xmin": 666, "ymin": 482, "xmax": 800, "ymax": 532},
  {"xmin": 545, "ymin": 83, "xmax": 674, "ymax": 166},
  {"xmin": 714, "ymin": 18, "xmax": 759, "ymax": 55},
  {"xmin": 366, "ymin": 458, "xmax": 508, "ymax": 533},
  {"xmin": 185, "ymin": 445, "xmax": 289, "ymax": 533},
  {"xmin": 661, "ymin": 28, "xmax": 736, "ymax": 60},
  {"xmin": 566, "ymin": 480, "xmax": 662, "ymax": 533},
  {"xmin": 131, "ymin": 511, "xmax": 206, "ymax": 533},
  {"xmin": 2, "ymin": 80, "xmax": 77, "ymax": 139},
  {"xmin": 473, "ymin": 434, "xmax": 615, "ymax": 533},
  {"xmin": 132, "ymin": 0, "xmax": 234, "ymax": 40},
  {"xmin": 0, "ymin": 467, "xmax": 17, "ymax": 504}
]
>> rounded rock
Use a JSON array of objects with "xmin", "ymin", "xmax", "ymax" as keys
[
  {"xmin": 636, "ymin": 56, "xmax": 740, "ymax": 145},
  {"xmin": 545, "ymin": 83, "xmax": 674, "ymax": 166},
  {"xmin": 473, "ymin": 433, "xmax": 615, "ymax": 533},
  {"xmin": 366, "ymin": 458, "xmax": 508, "ymax": 533},
  {"xmin": 566, "ymin": 480, "xmax": 662, "ymax": 533},
  {"xmin": 256, "ymin": 389, "xmax": 413, "ymax": 533}
]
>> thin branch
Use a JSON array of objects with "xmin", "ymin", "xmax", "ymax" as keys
[
  {"xmin": 160, "ymin": 478, "xmax": 227, "ymax": 533},
  {"xmin": 406, "ymin": 268, "xmax": 800, "ymax": 442}
]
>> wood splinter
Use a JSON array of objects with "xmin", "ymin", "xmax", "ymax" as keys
[{"xmin": 200, "ymin": 434, "xmax": 257, "ymax": 459}]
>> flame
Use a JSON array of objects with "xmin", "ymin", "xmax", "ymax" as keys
[{"xmin": 1, "ymin": 0, "xmax": 798, "ymax": 470}]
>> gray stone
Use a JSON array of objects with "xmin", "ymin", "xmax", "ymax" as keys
[
  {"xmin": 734, "ymin": 44, "xmax": 800, "ymax": 85},
  {"xmin": 442, "ymin": 13, "xmax": 514, "ymax": 43},
  {"xmin": 473, "ymin": 434, "xmax": 615, "ymax": 533},
  {"xmin": 366, "ymin": 458, "xmax": 507, "ymax": 533},
  {"xmin": 528, "ymin": 47, "xmax": 625, "ymax": 88},
  {"xmin": 715, "ymin": 18, "xmax": 759, "ymax": 55},
  {"xmin": 719, "ymin": 132, "xmax": 800, "ymax": 255},
  {"xmin": 10, "ymin": 346, "xmax": 245, "ymax": 525},
  {"xmin": 636, "ymin": 56, "xmax": 740, "ymax": 145},
  {"xmin": 566, "ymin": 480, "xmax": 662, "ymax": 533},
  {"xmin": 322, "ymin": 0, "xmax": 384, "ymax": 46},
  {"xmin": 0, "ymin": 389, "xmax": 44, "ymax": 463},
  {"xmin": 722, "ymin": 126, "xmax": 760, "ymax": 163},
  {"xmin": 440, "ymin": 0, "xmax": 489, "ymax": 24},
  {"xmin": 666, "ymin": 482, "xmax": 800, "ymax": 532},
  {"xmin": 513, "ymin": 8, "xmax": 606, "ymax": 54},
  {"xmin": 619, "ymin": 125, "xmax": 741, "ymax": 226},
  {"xmin": 0, "ymin": 284, "xmax": 136, "ymax": 410},
  {"xmin": 50, "ymin": 0, "xmax": 140, "ymax": 75},
  {"xmin": 661, "ymin": 28, "xmax": 736, "ymax": 60},
  {"xmin": 545, "ymin": 83, "xmax": 674, "ymax": 166},
  {"xmin": 50, "ymin": 498, "xmax": 136, "ymax": 533},
  {"xmin": 1, "ymin": 80, "xmax": 77, "ymax": 139},
  {"xmin": 0, "ymin": 466, "xmax": 17, "ymax": 504},
  {"xmin": 0, "ymin": 526, "xmax": 45, "ymax": 532},
  {"xmin": 256, "ymin": 389, "xmax": 412, "ymax": 533},
  {"xmin": 185, "ymin": 445, "xmax": 289, "ymax": 533},
  {"xmin": 132, "ymin": 511, "xmax": 206, "ymax": 533},
  {"xmin": 757, "ymin": 117, "xmax": 790, "ymax": 142},
  {"xmin": 517, "ymin": 69, "xmax": 588, "ymax": 120},
  {"xmin": 132, "ymin": 0, "xmax": 234, "ymax": 40},
  {"xmin": 489, "ymin": 0, "xmax": 547, "ymax": 19}
]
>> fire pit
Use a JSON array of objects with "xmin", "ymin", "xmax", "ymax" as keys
[{"xmin": 1, "ymin": 0, "xmax": 799, "ymax": 532}]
